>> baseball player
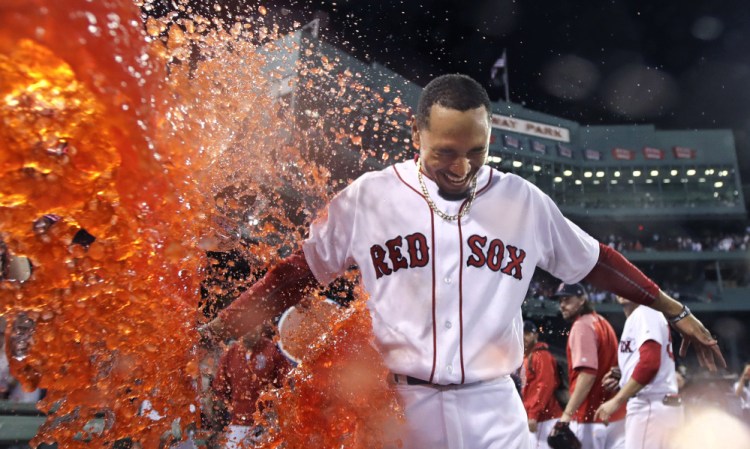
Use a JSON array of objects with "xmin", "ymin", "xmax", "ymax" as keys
[
  {"xmin": 522, "ymin": 320, "xmax": 563, "ymax": 449},
  {"xmin": 595, "ymin": 295, "xmax": 683, "ymax": 449},
  {"xmin": 203, "ymin": 74, "xmax": 724, "ymax": 449},
  {"xmin": 553, "ymin": 283, "xmax": 625, "ymax": 449},
  {"xmin": 212, "ymin": 324, "xmax": 292, "ymax": 448}
]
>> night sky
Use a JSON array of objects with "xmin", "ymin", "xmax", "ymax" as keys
[{"xmin": 175, "ymin": 0, "xmax": 750, "ymax": 210}]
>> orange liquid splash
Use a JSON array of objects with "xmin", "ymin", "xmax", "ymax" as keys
[{"xmin": 0, "ymin": 0, "xmax": 409, "ymax": 447}]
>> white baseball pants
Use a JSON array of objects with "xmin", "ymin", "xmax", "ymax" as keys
[
  {"xmin": 387, "ymin": 375, "xmax": 529, "ymax": 449},
  {"xmin": 570, "ymin": 419, "xmax": 625, "ymax": 449},
  {"xmin": 625, "ymin": 395, "xmax": 684, "ymax": 449}
]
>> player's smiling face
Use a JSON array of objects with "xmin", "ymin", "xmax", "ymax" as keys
[{"xmin": 413, "ymin": 104, "xmax": 490, "ymax": 198}]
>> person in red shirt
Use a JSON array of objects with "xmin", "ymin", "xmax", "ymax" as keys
[
  {"xmin": 553, "ymin": 283, "xmax": 625, "ymax": 449},
  {"xmin": 212, "ymin": 324, "xmax": 292, "ymax": 449},
  {"xmin": 522, "ymin": 320, "xmax": 563, "ymax": 449}
]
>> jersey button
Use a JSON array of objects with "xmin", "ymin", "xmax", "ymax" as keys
[
  {"xmin": 443, "ymin": 277, "xmax": 452, "ymax": 284},
  {"xmin": 445, "ymin": 321, "xmax": 452, "ymax": 329}
]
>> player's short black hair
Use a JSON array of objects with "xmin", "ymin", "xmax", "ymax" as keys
[{"xmin": 416, "ymin": 74, "xmax": 492, "ymax": 129}]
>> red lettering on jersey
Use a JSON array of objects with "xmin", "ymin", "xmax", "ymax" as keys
[
  {"xmin": 467, "ymin": 235, "xmax": 487, "ymax": 267},
  {"xmin": 385, "ymin": 236, "xmax": 409, "ymax": 272},
  {"xmin": 486, "ymin": 239, "xmax": 505, "ymax": 271},
  {"xmin": 405, "ymin": 233, "xmax": 429, "ymax": 268},
  {"xmin": 370, "ymin": 244, "xmax": 392, "ymax": 279},
  {"xmin": 501, "ymin": 245, "xmax": 526, "ymax": 279}
]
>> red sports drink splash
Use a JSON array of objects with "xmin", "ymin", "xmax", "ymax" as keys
[{"xmin": 0, "ymin": 0, "xmax": 405, "ymax": 447}]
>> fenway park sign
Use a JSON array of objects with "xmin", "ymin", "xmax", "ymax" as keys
[{"xmin": 491, "ymin": 114, "xmax": 570, "ymax": 143}]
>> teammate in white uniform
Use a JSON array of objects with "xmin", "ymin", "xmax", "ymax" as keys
[
  {"xmin": 205, "ymin": 74, "xmax": 724, "ymax": 449},
  {"xmin": 595, "ymin": 296, "xmax": 683, "ymax": 449}
]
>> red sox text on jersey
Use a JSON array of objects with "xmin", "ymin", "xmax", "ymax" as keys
[{"xmin": 369, "ymin": 232, "xmax": 527, "ymax": 280}]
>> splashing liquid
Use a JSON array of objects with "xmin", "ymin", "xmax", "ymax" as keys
[{"xmin": 1, "ymin": 0, "xmax": 407, "ymax": 448}]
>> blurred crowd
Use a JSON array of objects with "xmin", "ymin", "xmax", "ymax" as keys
[{"xmin": 600, "ymin": 229, "xmax": 750, "ymax": 253}]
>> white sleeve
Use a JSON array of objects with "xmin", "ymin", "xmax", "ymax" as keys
[
  {"xmin": 634, "ymin": 308, "xmax": 669, "ymax": 348},
  {"xmin": 302, "ymin": 180, "xmax": 359, "ymax": 285},
  {"xmin": 533, "ymin": 189, "xmax": 600, "ymax": 283}
]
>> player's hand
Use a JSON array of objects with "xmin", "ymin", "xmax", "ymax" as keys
[
  {"xmin": 197, "ymin": 318, "xmax": 225, "ymax": 348},
  {"xmin": 528, "ymin": 419, "xmax": 538, "ymax": 433},
  {"xmin": 741, "ymin": 363, "xmax": 750, "ymax": 380},
  {"xmin": 673, "ymin": 314, "xmax": 726, "ymax": 372},
  {"xmin": 601, "ymin": 367, "xmax": 621, "ymax": 392},
  {"xmin": 594, "ymin": 397, "xmax": 621, "ymax": 425}
]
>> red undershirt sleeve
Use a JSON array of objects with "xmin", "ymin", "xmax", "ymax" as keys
[
  {"xmin": 218, "ymin": 250, "xmax": 319, "ymax": 336},
  {"xmin": 631, "ymin": 340, "xmax": 661, "ymax": 385},
  {"xmin": 583, "ymin": 243, "xmax": 660, "ymax": 306}
]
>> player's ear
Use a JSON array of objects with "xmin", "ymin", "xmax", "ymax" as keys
[{"xmin": 411, "ymin": 121, "xmax": 421, "ymax": 150}]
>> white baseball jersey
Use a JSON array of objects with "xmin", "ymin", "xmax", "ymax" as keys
[
  {"xmin": 618, "ymin": 305, "xmax": 677, "ymax": 396},
  {"xmin": 303, "ymin": 159, "xmax": 599, "ymax": 384}
]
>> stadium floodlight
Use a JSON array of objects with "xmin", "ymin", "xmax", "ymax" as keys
[
  {"xmin": 633, "ymin": 170, "xmax": 642, "ymax": 177},
  {"xmin": 574, "ymin": 179, "xmax": 582, "ymax": 185},
  {"xmin": 532, "ymin": 165, "xmax": 542, "ymax": 172},
  {"xmin": 650, "ymin": 170, "xmax": 659, "ymax": 177},
  {"xmin": 553, "ymin": 176, "xmax": 562, "ymax": 183},
  {"xmin": 563, "ymin": 169, "xmax": 573, "ymax": 176},
  {"xmin": 646, "ymin": 179, "xmax": 653, "ymax": 184},
  {"xmin": 705, "ymin": 168, "xmax": 715, "ymax": 175},
  {"xmin": 714, "ymin": 181, "xmax": 724, "ymax": 188},
  {"xmin": 663, "ymin": 179, "xmax": 671, "ymax": 183},
  {"xmin": 686, "ymin": 169, "xmax": 696, "ymax": 176},
  {"xmin": 614, "ymin": 171, "xmax": 621, "ymax": 177},
  {"xmin": 595, "ymin": 171, "xmax": 605, "ymax": 178},
  {"xmin": 512, "ymin": 160, "xmax": 523, "ymax": 168},
  {"xmin": 593, "ymin": 180, "xmax": 600, "ymax": 185},
  {"xmin": 584, "ymin": 171, "xmax": 593, "ymax": 178},
  {"xmin": 611, "ymin": 179, "xmax": 618, "ymax": 184},
  {"xmin": 698, "ymin": 178, "xmax": 706, "ymax": 183},
  {"xmin": 670, "ymin": 169, "xmax": 678, "ymax": 176}
]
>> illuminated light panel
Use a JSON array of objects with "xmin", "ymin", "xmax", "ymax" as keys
[
  {"xmin": 686, "ymin": 169, "xmax": 696, "ymax": 176},
  {"xmin": 595, "ymin": 171, "xmax": 605, "ymax": 178},
  {"xmin": 584, "ymin": 171, "xmax": 593, "ymax": 178},
  {"xmin": 563, "ymin": 169, "xmax": 573, "ymax": 176},
  {"xmin": 512, "ymin": 160, "xmax": 523, "ymax": 168},
  {"xmin": 650, "ymin": 170, "xmax": 659, "ymax": 177},
  {"xmin": 553, "ymin": 176, "xmax": 562, "ymax": 183},
  {"xmin": 633, "ymin": 170, "xmax": 641, "ymax": 177}
]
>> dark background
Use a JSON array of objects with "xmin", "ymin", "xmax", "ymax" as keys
[{"xmin": 263, "ymin": 0, "xmax": 750, "ymax": 211}]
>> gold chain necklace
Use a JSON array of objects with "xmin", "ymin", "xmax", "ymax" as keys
[{"xmin": 416, "ymin": 159, "xmax": 478, "ymax": 221}]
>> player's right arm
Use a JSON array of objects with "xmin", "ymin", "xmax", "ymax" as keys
[
  {"xmin": 559, "ymin": 370, "xmax": 596, "ymax": 423},
  {"xmin": 203, "ymin": 251, "xmax": 319, "ymax": 341}
]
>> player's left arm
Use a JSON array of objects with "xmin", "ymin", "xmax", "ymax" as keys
[
  {"xmin": 583, "ymin": 243, "xmax": 726, "ymax": 371},
  {"xmin": 595, "ymin": 340, "xmax": 660, "ymax": 423}
]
